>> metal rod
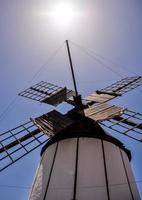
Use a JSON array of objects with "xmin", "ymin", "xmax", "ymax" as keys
[
  {"xmin": 0, "ymin": 129, "xmax": 41, "ymax": 153},
  {"xmin": 101, "ymin": 140, "xmax": 110, "ymax": 200},
  {"xmin": 66, "ymin": 40, "xmax": 78, "ymax": 97},
  {"xmin": 73, "ymin": 137, "xmax": 79, "ymax": 200},
  {"xmin": 114, "ymin": 116, "xmax": 142, "ymax": 130}
]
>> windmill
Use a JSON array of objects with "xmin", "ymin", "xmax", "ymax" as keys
[{"xmin": 0, "ymin": 40, "xmax": 142, "ymax": 200}]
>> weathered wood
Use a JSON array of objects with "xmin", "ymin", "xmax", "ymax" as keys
[
  {"xmin": 85, "ymin": 93, "xmax": 114, "ymax": 103},
  {"xmin": 32, "ymin": 110, "xmax": 72, "ymax": 135},
  {"xmin": 80, "ymin": 103, "xmax": 124, "ymax": 122}
]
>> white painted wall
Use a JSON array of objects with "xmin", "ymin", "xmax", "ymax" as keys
[{"xmin": 29, "ymin": 138, "xmax": 140, "ymax": 200}]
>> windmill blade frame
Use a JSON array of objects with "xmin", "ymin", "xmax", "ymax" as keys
[
  {"xmin": 0, "ymin": 121, "xmax": 48, "ymax": 172},
  {"xmin": 18, "ymin": 81, "xmax": 75, "ymax": 106},
  {"xmin": 100, "ymin": 109, "xmax": 142, "ymax": 142},
  {"xmin": 0, "ymin": 110, "xmax": 73, "ymax": 172},
  {"xmin": 85, "ymin": 76, "xmax": 142, "ymax": 104}
]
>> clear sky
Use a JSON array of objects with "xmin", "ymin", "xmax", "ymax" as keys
[{"xmin": 0, "ymin": 0, "xmax": 142, "ymax": 199}]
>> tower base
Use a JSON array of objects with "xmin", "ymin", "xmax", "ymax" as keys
[
  {"xmin": 29, "ymin": 118, "xmax": 140, "ymax": 200},
  {"xmin": 29, "ymin": 137, "xmax": 140, "ymax": 200}
]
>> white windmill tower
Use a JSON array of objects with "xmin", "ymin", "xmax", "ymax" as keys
[{"xmin": 0, "ymin": 41, "xmax": 141, "ymax": 200}]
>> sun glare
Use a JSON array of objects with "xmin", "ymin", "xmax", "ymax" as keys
[
  {"xmin": 51, "ymin": 3, "xmax": 76, "ymax": 27},
  {"xmin": 40, "ymin": 2, "xmax": 78, "ymax": 29}
]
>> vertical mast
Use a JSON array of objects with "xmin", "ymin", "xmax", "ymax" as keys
[
  {"xmin": 66, "ymin": 40, "xmax": 78, "ymax": 97},
  {"xmin": 66, "ymin": 40, "xmax": 82, "ymax": 108}
]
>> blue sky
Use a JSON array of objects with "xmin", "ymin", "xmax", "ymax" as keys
[{"xmin": 0, "ymin": 0, "xmax": 142, "ymax": 199}]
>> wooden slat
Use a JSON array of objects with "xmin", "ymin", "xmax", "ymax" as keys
[
  {"xmin": 85, "ymin": 93, "xmax": 114, "ymax": 103},
  {"xmin": 80, "ymin": 103, "xmax": 124, "ymax": 122},
  {"xmin": 32, "ymin": 110, "xmax": 72, "ymax": 135}
]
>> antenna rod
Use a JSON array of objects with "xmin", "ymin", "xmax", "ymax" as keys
[{"xmin": 66, "ymin": 40, "xmax": 78, "ymax": 97}]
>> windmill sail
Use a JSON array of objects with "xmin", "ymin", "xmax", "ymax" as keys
[
  {"xmin": 0, "ymin": 110, "xmax": 72, "ymax": 172},
  {"xmin": 19, "ymin": 81, "xmax": 75, "ymax": 106},
  {"xmin": 32, "ymin": 110, "xmax": 72, "ymax": 135},
  {"xmin": 100, "ymin": 109, "xmax": 142, "ymax": 142},
  {"xmin": 80, "ymin": 102, "xmax": 142, "ymax": 142},
  {"xmin": 0, "ymin": 121, "xmax": 49, "ymax": 172},
  {"xmin": 85, "ymin": 76, "xmax": 142, "ymax": 103}
]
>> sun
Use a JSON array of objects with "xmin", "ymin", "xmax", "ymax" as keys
[
  {"xmin": 51, "ymin": 3, "xmax": 76, "ymax": 27},
  {"xmin": 39, "ymin": 2, "xmax": 78, "ymax": 29}
]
